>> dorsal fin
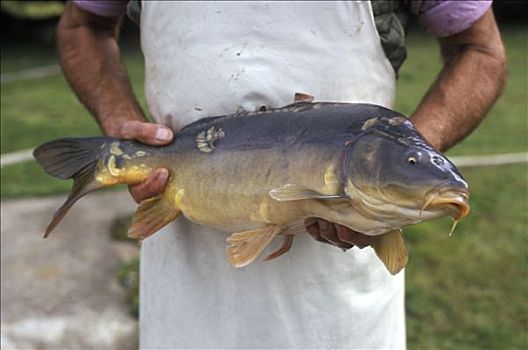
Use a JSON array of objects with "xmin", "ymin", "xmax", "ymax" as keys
[
  {"xmin": 182, "ymin": 101, "xmax": 350, "ymax": 133},
  {"xmin": 294, "ymin": 92, "xmax": 315, "ymax": 103}
]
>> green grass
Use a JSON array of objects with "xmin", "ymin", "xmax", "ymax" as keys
[
  {"xmin": 0, "ymin": 41, "xmax": 147, "ymax": 197},
  {"xmin": 1, "ymin": 26, "xmax": 527, "ymax": 349},
  {"xmin": 405, "ymin": 164, "xmax": 527, "ymax": 349},
  {"xmin": 0, "ymin": 41, "xmax": 58, "ymax": 73},
  {"xmin": 397, "ymin": 27, "xmax": 528, "ymax": 349},
  {"xmin": 116, "ymin": 257, "xmax": 140, "ymax": 318},
  {"xmin": 396, "ymin": 26, "xmax": 528, "ymax": 156},
  {"xmin": 0, "ymin": 50, "xmax": 146, "ymax": 154}
]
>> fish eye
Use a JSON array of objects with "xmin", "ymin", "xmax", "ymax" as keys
[{"xmin": 404, "ymin": 151, "xmax": 422, "ymax": 167}]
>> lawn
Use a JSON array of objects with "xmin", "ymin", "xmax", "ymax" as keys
[{"xmin": 1, "ymin": 25, "xmax": 527, "ymax": 349}]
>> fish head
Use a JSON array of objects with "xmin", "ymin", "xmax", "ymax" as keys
[{"xmin": 343, "ymin": 116, "xmax": 470, "ymax": 226}]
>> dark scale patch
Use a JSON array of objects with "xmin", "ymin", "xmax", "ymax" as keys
[
  {"xmin": 180, "ymin": 102, "xmax": 338, "ymax": 132},
  {"xmin": 432, "ymin": 155, "xmax": 445, "ymax": 166},
  {"xmin": 360, "ymin": 116, "xmax": 437, "ymax": 153},
  {"xmin": 114, "ymin": 155, "xmax": 125, "ymax": 168}
]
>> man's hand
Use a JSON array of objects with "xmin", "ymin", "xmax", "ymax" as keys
[
  {"xmin": 304, "ymin": 218, "xmax": 373, "ymax": 250},
  {"xmin": 58, "ymin": 3, "xmax": 176, "ymax": 204},
  {"xmin": 113, "ymin": 120, "xmax": 174, "ymax": 203}
]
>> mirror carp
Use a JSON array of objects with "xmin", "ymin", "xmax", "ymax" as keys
[{"xmin": 34, "ymin": 102, "xmax": 470, "ymax": 275}]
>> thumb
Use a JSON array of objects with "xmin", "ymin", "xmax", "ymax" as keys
[{"xmin": 119, "ymin": 120, "xmax": 174, "ymax": 145}]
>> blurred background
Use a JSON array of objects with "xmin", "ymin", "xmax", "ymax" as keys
[{"xmin": 1, "ymin": 1, "xmax": 527, "ymax": 349}]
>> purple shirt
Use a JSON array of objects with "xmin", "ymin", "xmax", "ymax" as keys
[
  {"xmin": 73, "ymin": 0, "xmax": 127, "ymax": 18},
  {"xmin": 73, "ymin": 0, "xmax": 492, "ymax": 38},
  {"xmin": 408, "ymin": 0, "xmax": 492, "ymax": 37}
]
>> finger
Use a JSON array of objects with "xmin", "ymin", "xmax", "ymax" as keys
[
  {"xmin": 304, "ymin": 218, "xmax": 330, "ymax": 244},
  {"xmin": 129, "ymin": 168, "xmax": 169, "ymax": 203},
  {"xmin": 119, "ymin": 120, "xmax": 173, "ymax": 145},
  {"xmin": 317, "ymin": 219, "xmax": 354, "ymax": 250},
  {"xmin": 335, "ymin": 225, "xmax": 373, "ymax": 249}
]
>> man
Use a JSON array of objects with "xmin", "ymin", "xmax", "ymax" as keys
[{"xmin": 58, "ymin": 1, "xmax": 506, "ymax": 348}]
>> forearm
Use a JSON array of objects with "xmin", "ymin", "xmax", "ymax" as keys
[
  {"xmin": 57, "ymin": 1, "xmax": 145, "ymax": 136},
  {"xmin": 410, "ymin": 10, "xmax": 507, "ymax": 152}
]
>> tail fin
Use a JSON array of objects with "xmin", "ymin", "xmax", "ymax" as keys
[{"xmin": 33, "ymin": 137, "xmax": 110, "ymax": 237}]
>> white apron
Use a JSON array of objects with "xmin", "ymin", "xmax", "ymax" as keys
[{"xmin": 139, "ymin": 1, "xmax": 405, "ymax": 348}]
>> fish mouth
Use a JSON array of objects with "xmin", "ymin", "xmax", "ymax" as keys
[
  {"xmin": 421, "ymin": 190, "xmax": 470, "ymax": 221},
  {"xmin": 429, "ymin": 194, "xmax": 470, "ymax": 220}
]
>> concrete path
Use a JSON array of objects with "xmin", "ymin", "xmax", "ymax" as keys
[
  {"xmin": 1, "ymin": 190, "xmax": 139, "ymax": 349},
  {"xmin": 0, "ymin": 149, "xmax": 34, "ymax": 168},
  {"xmin": 1, "ymin": 65, "xmax": 61, "ymax": 84}
]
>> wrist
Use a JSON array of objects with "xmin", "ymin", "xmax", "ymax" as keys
[
  {"xmin": 101, "ymin": 118, "xmax": 126, "ymax": 137},
  {"xmin": 410, "ymin": 112, "xmax": 446, "ymax": 152},
  {"xmin": 100, "ymin": 113, "xmax": 146, "ymax": 138}
]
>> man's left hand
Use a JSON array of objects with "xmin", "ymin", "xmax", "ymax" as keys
[{"xmin": 304, "ymin": 218, "xmax": 373, "ymax": 250}]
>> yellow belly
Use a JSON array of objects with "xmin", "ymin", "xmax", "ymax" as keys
[{"xmin": 163, "ymin": 147, "xmax": 342, "ymax": 233}]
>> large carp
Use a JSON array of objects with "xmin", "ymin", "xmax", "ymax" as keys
[{"xmin": 34, "ymin": 102, "xmax": 470, "ymax": 274}]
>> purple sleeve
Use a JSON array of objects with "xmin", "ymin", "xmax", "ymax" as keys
[
  {"xmin": 73, "ymin": 0, "xmax": 128, "ymax": 17},
  {"xmin": 409, "ymin": 0, "xmax": 493, "ymax": 38}
]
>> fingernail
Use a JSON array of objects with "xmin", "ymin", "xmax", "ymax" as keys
[
  {"xmin": 155, "ymin": 128, "xmax": 172, "ymax": 141},
  {"xmin": 157, "ymin": 169, "xmax": 169, "ymax": 182}
]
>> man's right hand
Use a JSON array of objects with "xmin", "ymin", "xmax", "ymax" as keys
[
  {"xmin": 58, "ymin": 3, "xmax": 175, "ymax": 204},
  {"xmin": 113, "ymin": 120, "xmax": 174, "ymax": 203}
]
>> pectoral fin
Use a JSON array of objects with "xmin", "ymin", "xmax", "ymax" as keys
[
  {"xmin": 372, "ymin": 229, "xmax": 408, "ymax": 275},
  {"xmin": 128, "ymin": 194, "xmax": 181, "ymax": 240},
  {"xmin": 269, "ymin": 184, "xmax": 344, "ymax": 202},
  {"xmin": 263, "ymin": 235, "xmax": 294, "ymax": 261},
  {"xmin": 226, "ymin": 226, "xmax": 281, "ymax": 268}
]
